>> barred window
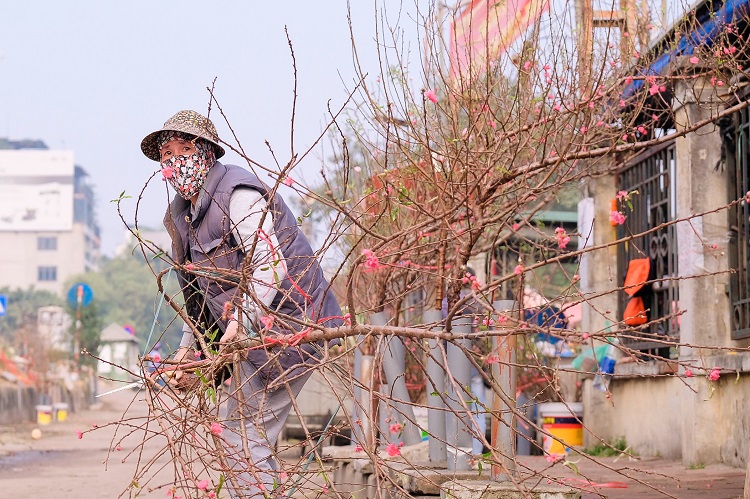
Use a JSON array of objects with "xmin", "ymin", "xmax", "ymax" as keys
[
  {"xmin": 729, "ymin": 105, "xmax": 750, "ymax": 339},
  {"xmin": 617, "ymin": 141, "xmax": 679, "ymax": 355}
]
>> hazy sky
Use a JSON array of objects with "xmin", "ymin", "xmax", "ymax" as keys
[{"xmin": 0, "ymin": 1, "xmax": 423, "ymax": 256}]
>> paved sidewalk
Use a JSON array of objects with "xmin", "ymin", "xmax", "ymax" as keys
[
  {"xmin": 0, "ymin": 382, "xmax": 746, "ymax": 498},
  {"xmin": 516, "ymin": 454, "xmax": 746, "ymax": 498}
]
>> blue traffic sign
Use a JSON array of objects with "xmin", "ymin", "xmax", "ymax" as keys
[
  {"xmin": 0, "ymin": 295, "xmax": 6, "ymax": 317},
  {"xmin": 67, "ymin": 283, "xmax": 93, "ymax": 308}
]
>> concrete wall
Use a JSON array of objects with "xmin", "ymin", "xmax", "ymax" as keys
[
  {"xmin": 0, "ymin": 385, "xmax": 38, "ymax": 424},
  {"xmin": 583, "ymin": 376, "xmax": 683, "ymax": 459},
  {"xmin": 583, "ymin": 369, "xmax": 750, "ymax": 467},
  {"xmin": 579, "ymin": 173, "xmax": 619, "ymax": 336}
]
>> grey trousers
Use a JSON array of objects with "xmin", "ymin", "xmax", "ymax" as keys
[{"xmin": 221, "ymin": 359, "xmax": 313, "ymax": 498}]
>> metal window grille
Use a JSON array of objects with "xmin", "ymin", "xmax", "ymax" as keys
[
  {"xmin": 729, "ymin": 105, "xmax": 750, "ymax": 339},
  {"xmin": 617, "ymin": 141, "xmax": 679, "ymax": 352}
]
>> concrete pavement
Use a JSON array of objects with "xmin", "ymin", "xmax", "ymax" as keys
[{"xmin": 0, "ymin": 380, "xmax": 746, "ymax": 498}]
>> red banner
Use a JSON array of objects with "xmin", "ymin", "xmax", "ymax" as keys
[{"xmin": 449, "ymin": 0, "xmax": 550, "ymax": 84}]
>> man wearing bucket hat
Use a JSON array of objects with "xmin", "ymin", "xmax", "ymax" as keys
[{"xmin": 141, "ymin": 110, "xmax": 343, "ymax": 497}]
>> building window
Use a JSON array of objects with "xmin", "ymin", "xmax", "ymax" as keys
[
  {"xmin": 38, "ymin": 266, "xmax": 57, "ymax": 281},
  {"xmin": 37, "ymin": 236, "xmax": 58, "ymax": 251},
  {"xmin": 729, "ymin": 104, "xmax": 750, "ymax": 339},
  {"xmin": 617, "ymin": 141, "xmax": 679, "ymax": 357}
]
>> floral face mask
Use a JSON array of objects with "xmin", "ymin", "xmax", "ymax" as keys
[{"xmin": 158, "ymin": 131, "xmax": 216, "ymax": 200}]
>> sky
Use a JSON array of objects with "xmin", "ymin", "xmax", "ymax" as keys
[{"xmin": 0, "ymin": 1, "xmax": 424, "ymax": 256}]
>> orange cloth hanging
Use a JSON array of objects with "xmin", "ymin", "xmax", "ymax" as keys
[{"xmin": 623, "ymin": 258, "xmax": 650, "ymax": 297}]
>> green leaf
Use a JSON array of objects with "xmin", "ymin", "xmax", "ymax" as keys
[
  {"xmin": 430, "ymin": 391, "xmax": 439, "ymax": 397},
  {"xmin": 564, "ymin": 460, "xmax": 579, "ymax": 475},
  {"xmin": 110, "ymin": 190, "xmax": 132, "ymax": 203}
]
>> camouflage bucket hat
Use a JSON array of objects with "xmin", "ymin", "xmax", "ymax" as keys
[{"xmin": 140, "ymin": 110, "xmax": 226, "ymax": 161}]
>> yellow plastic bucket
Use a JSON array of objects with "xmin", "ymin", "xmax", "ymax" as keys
[
  {"xmin": 36, "ymin": 405, "xmax": 53, "ymax": 425},
  {"xmin": 539, "ymin": 402, "xmax": 583, "ymax": 455},
  {"xmin": 54, "ymin": 403, "xmax": 69, "ymax": 422}
]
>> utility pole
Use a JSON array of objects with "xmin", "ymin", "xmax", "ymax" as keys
[{"xmin": 575, "ymin": 0, "xmax": 646, "ymax": 94}]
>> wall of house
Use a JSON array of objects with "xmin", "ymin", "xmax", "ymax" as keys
[
  {"xmin": 584, "ymin": 369, "xmax": 750, "ymax": 467},
  {"xmin": 583, "ymin": 376, "xmax": 683, "ymax": 459}
]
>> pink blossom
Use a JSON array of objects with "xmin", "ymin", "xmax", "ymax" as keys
[
  {"xmin": 637, "ymin": 126, "xmax": 647, "ymax": 135},
  {"xmin": 579, "ymin": 126, "xmax": 588, "ymax": 134},
  {"xmin": 582, "ymin": 333, "xmax": 590, "ymax": 340},
  {"xmin": 685, "ymin": 369, "xmax": 693, "ymax": 377},
  {"xmin": 512, "ymin": 223, "xmax": 520, "ymax": 231},
  {"xmin": 279, "ymin": 471, "xmax": 288, "ymax": 481},
  {"xmin": 621, "ymin": 134, "xmax": 628, "ymax": 142},
  {"xmin": 554, "ymin": 227, "xmax": 570, "ymax": 250},
  {"xmin": 361, "ymin": 249, "xmax": 381, "ymax": 272},
  {"xmin": 619, "ymin": 99, "xmax": 626, "ymax": 107},
  {"xmin": 690, "ymin": 55, "xmax": 700, "ymax": 64},
  {"xmin": 482, "ymin": 318, "xmax": 495, "ymax": 327},
  {"xmin": 210, "ymin": 422, "xmax": 223, "ymax": 435},
  {"xmin": 610, "ymin": 211, "xmax": 627, "ymax": 225},
  {"xmin": 523, "ymin": 60, "xmax": 533, "ymax": 71},
  {"xmin": 152, "ymin": 353, "xmax": 161, "ymax": 363},
  {"xmin": 385, "ymin": 443, "xmax": 401, "ymax": 456},
  {"xmin": 185, "ymin": 263, "xmax": 194, "ymax": 271},
  {"xmin": 708, "ymin": 368, "xmax": 721, "ymax": 381},
  {"xmin": 485, "ymin": 353, "xmax": 500, "ymax": 364},
  {"xmin": 354, "ymin": 445, "xmax": 364, "ymax": 452},
  {"xmin": 260, "ymin": 315, "xmax": 274, "ymax": 330},
  {"xmin": 514, "ymin": 264, "xmax": 524, "ymax": 275},
  {"xmin": 573, "ymin": 274, "xmax": 580, "ymax": 281},
  {"xmin": 424, "ymin": 88, "xmax": 438, "ymax": 103},
  {"xmin": 354, "ymin": 166, "xmax": 362, "ymax": 173},
  {"xmin": 282, "ymin": 176, "xmax": 294, "ymax": 187},
  {"xmin": 194, "ymin": 351, "xmax": 202, "ymax": 359},
  {"xmin": 76, "ymin": 430, "xmax": 83, "ymax": 439},
  {"xmin": 652, "ymin": 114, "xmax": 659, "ymax": 121},
  {"xmin": 649, "ymin": 84, "xmax": 660, "ymax": 96},
  {"xmin": 116, "ymin": 446, "xmax": 121, "ymax": 451},
  {"xmin": 497, "ymin": 314, "xmax": 509, "ymax": 324},
  {"xmin": 197, "ymin": 480, "xmax": 210, "ymax": 490},
  {"xmin": 389, "ymin": 423, "xmax": 403, "ymax": 434},
  {"xmin": 208, "ymin": 493, "xmax": 216, "ymax": 498},
  {"xmin": 161, "ymin": 167, "xmax": 174, "ymax": 180},
  {"xmin": 616, "ymin": 190, "xmax": 629, "ymax": 200},
  {"xmin": 546, "ymin": 453, "xmax": 564, "ymax": 463}
]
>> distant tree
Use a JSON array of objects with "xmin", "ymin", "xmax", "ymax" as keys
[
  {"xmin": 65, "ymin": 300, "xmax": 103, "ymax": 368},
  {"xmin": 64, "ymin": 253, "xmax": 183, "ymax": 355},
  {"xmin": 0, "ymin": 287, "xmax": 62, "ymax": 342}
]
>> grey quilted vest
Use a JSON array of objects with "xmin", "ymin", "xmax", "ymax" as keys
[{"xmin": 165, "ymin": 162, "xmax": 342, "ymax": 379}]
